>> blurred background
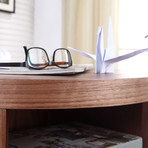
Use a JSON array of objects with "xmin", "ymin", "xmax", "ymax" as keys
[{"xmin": 0, "ymin": 0, "xmax": 148, "ymax": 72}]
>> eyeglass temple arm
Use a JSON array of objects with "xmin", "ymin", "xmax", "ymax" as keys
[
  {"xmin": 0, "ymin": 62, "xmax": 26, "ymax": 67},
  {"xmin": 0, "ymin": 46, "xmax": 28, "ymax": 67}
]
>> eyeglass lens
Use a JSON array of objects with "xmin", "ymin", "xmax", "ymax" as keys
[
  {"xmin": 27, "ymin": 48, "xmax": 49, "ymax": 69},
  {"xmin": 54, "ymin": 49, "xmax": 71, "ymax": 68}
]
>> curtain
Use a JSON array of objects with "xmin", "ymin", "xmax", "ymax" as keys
[{"xmin": 62, "ymin": 0, "xmax": 120, "ymax": 64}]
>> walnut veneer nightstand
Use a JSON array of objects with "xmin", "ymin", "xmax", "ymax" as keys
[{"xmin": 0, "ymin": 71, "xmax": 148, "ymax": 148}]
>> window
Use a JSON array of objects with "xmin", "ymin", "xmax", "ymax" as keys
[{"xmin": 118, "ymin": 0, "xmax": 148, "ymax": 73}]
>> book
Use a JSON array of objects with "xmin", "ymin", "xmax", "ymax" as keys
[{"xmin": 9, "ymin": 122, "xmax": 142, "ymax": 148}]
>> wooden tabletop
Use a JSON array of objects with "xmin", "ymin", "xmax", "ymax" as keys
[{"xmin": 0, "ymin": 71, "xmax": 148, "ymax": 109}]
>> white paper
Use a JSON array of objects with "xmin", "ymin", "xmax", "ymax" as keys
[
  {"xmin": 102, "ymin": 17, "xmax": 116, "ymax": 73},
  {"xmin": 68, "ymin": 17, "xmax": 148, "ymax": 73},
  {"xmin": 68, "ymin": 47, "xmax": 96, "ymax": 60},
  {"xmin": 95, "ymin": 26, "xmax": 104, "ymax": 73},
  {"xmin": 0, "ymin": 67, "xmax": 87, "ymax": 75}
]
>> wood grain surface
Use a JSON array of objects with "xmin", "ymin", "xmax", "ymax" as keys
[{"xmin": 0, "ymin": 71, "xmax": 148, "ymax": 109}]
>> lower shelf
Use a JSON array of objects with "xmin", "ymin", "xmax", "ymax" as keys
[{"xmin": 9, "ymin": 122, "xmax": 142, "ymax": 148}]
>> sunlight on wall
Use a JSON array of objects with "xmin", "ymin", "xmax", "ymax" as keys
[
  {"xmin": 119, "ymin": 0, "xmax": 148, "ymax": 50},
  {"xmin": 118, "ymin": 0, "xmax": 148, "ymax": 73},
  {"xmin": 0, "ymin": 0, "xmax": 34, "ymax": 62}
]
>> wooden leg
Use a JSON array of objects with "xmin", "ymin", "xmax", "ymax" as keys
[
  {"xmin": 0, "ymin": 109, "xmax": 8, "ymax": 148},
  {"xmin": 141, "ymin": 102, "xmax": 148, "ymax": 148}
]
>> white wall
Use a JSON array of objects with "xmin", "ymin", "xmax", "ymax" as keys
[
  {"xmin": 0, "ymin": 0, "xmax": 34, "ymax": 62},
  {"xmin": 118, "ymin": 0, "xmax": 148, "ymax": 73},
  {"xmin": 119, "ymin": 0, "xmax": 148, "ymax": 50},
  {"xmin": 33, "ymin": 0, "xmax": 63, "ymax": 57},
  {"xmin": 0, "ymin": 0, "xmax": 63, "ymax": 62}
]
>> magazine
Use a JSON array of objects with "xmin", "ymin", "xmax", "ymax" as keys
[
  {"xmin": 9, "ymin": 122, "xmax": 142, "ymax": 148},
  {"xmin": 0, "ymin": 64, "xmax": 93, "ymax": 75}
]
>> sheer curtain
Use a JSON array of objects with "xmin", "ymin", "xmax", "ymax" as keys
[{"xmin": 62, "ymin": 0, "xmax": 119, "ymax": 64}]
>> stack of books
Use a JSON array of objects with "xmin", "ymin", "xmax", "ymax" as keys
[{"xmin": 9, "ymin": 122, "xmax": 142, "ymax": 148}]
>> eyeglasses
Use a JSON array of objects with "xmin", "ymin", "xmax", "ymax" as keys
[{"xmin": 0, "ymin": 46, "xmax": 72, "ymax": 70}]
